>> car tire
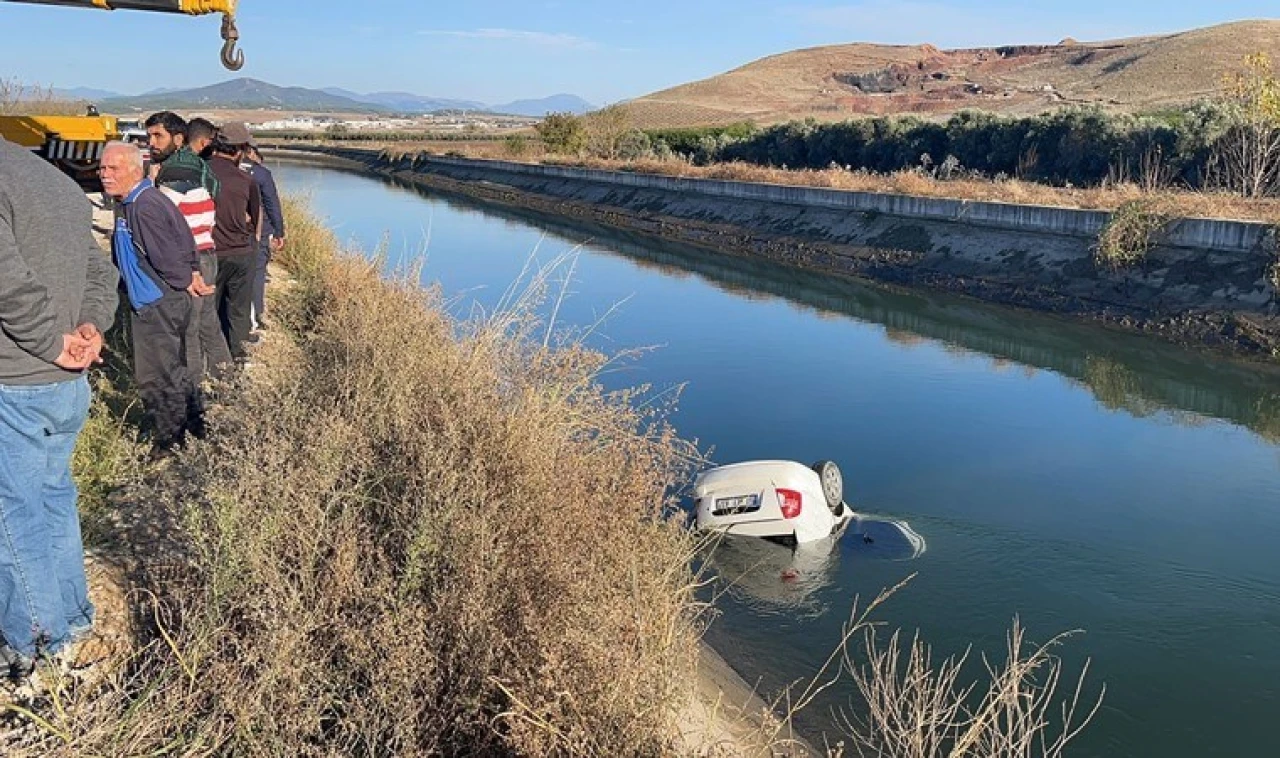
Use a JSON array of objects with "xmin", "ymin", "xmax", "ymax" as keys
[{"xmin": 811, "ymin": 460, "xmax": 844, "ymax": 513}]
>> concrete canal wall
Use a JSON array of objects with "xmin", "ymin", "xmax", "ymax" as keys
[{"xmin": 273, "ymin": 147, "xmax": 1280, "ymax": 357}]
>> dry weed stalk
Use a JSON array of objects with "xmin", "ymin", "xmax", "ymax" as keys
[
  {"xmin": 0, "ymin": 78, "xmax": 86, "ymax": 116},
  {"xmin": 734, "ymin": 576, "xmax": 1102, "ymax": 758},
  {"xmin": 841, "ymin": 613, "xmax": 1103, "ymax": 758}
]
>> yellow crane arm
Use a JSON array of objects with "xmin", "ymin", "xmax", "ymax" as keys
[{"xmin": 3, "ymin": 0, "xmax": 243, "ymax": 69}]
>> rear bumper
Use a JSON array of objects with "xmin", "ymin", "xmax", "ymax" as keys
[{"xmin": 699, "ymin": 518, "xmax": 796, "ymax": 541}]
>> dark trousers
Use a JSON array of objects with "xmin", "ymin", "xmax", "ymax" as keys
[
  {"xmin": 185, "ymin": 252, "xmax": 234, "ymax": 385},
  {"xmin": 253, "ymin": 237, "xmax": 272, "ymax": 324},
  {"xmin": 131, "ymin": 291, "xmax": 194, "ymax": 449},
  {"xmin": 216, "ymin": 252, "xmax": 255, "ymax": 361}
]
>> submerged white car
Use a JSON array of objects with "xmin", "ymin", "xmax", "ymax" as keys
[{"xmin": 693, "ymin": 460, "xmax": 853, "ymax": 545}]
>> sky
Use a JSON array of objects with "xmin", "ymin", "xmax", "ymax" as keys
[{"xmin": 1, "ymin": 1, "xmax": 1277, "ymax": 105}]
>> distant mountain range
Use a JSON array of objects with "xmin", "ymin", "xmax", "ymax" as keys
[
  {"xmin": 85, "ymin": 78, "xmax": 594, "ymax": 117},
  {"xmin": 101, "ymin": 79, "xmax": 380, "ymax": 113},
  {"xmin": 317, "ymin": 88, "xmax": 485, "ymax": 114},
  {"xmin": 492, "ymin": 94, "xmax": 594, "ymax": 117},
  {"xmin": 52, "ymin": 86, "xmax": 122, "ymax": 101}
]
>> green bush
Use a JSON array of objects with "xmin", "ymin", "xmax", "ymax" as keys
[
  {"xmin": 1095, "ymin": 199, "xmax": 1171, "ymax": 268},
  {"xmin": 643, "ymin": 122, "xmax": 758, "ymax": 156},
  {"xmin": 503, "ymin": 134, "xmax": 530, "ymax": 157},
  {"xmin": 616, "ymin": 129, "xmax": 653, "ymax": 160},
  {"xmin": 1269, "ymin": 229, "xmax": 1280, "ymax": 297},
  {"xmin": 535, "ymin": 111, "xmax": 587, "ymax": 155}
]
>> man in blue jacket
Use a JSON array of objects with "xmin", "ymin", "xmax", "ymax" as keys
[
  {"xmin": 99, "ymin": 141, "xmax": 205, "ymax": 458},
  {"xmin": 245, "ymin": 145, "xmax": 284, "ymax": 331},
  {"xmin": 0, "ymin": 136, "xmax": 119, "ymax": 675}
]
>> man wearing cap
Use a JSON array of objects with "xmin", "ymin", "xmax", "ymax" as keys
[{"xmin": 207, "ymin": 122, "xmax": 262, "ymax": 362}]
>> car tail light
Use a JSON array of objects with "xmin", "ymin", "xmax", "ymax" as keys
[{"xmin": 776, "ymin": 488, "xmax": 802, "ymax": 519}]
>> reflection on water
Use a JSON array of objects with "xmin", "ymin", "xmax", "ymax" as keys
[
  {"xmin": 705, "ymin": 516, "xmax": 927, "ymax": 619},
  {"xmin": 707, "ymin": 535, "xmax": 843, "ymax": 619}
]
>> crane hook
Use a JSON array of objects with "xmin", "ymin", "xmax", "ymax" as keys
[{"xmin": 220, "ymin": 13, "xmax": 245, "ymax": 71}]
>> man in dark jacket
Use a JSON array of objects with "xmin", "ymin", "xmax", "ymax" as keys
[
  {"xmin": 147, "ymin": 112, "xmax": 231, "ymax": 392},
  {"xmin": 99, "ymin": 141, "xmax": 203, "ymax": 456},
  {"xmin": 0, "ymin": 136, "xmax": 118, "ymax": 673},
  {"xmin": 208, "ymin": 122, "xmax": 262, "ymax": 360},
  {"xmin": 244, "ymin": 145, "xmax": 284, "ymax": 330}
]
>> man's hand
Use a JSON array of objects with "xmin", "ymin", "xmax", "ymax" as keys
[
  {"xmin": 75, "ymin": 323, "xmax": 106, "ymax": 366},
  {"xmin": 187, "ymin": 271, "xmax": 215, "ymax": 297},
  {"xmin": 54, "ymin": 332, "xmax": 95, "ymax": 371},
  {"xmin": 271, "ymin": 236, "xmax": 286, "ymax": 252}
]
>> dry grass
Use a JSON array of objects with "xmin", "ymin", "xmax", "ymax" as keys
[
  {"xmin": 69, "ymin": 324, "xmax": 147, "ymax": 549},
  {"xmin": 782, "ymin": 579, "xmax": 1103, "ymax": 758},
  {"xmin": 843, "ymin": 620, "xmax": 1101, "ymax": 758},
  {"xmin": 389, "ymin": 142, "xmax": 1280, "ymax": 224},
  {"xmin": 0, "ymin": 78, "xmax": 85, "ymax": 116},
  {"xmin": 10, "ymin": 198, "xmax": 707, "ymax": 756}
]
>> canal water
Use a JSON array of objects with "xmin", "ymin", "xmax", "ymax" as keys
[{"xmin": 275, "ymin": 161, "xmax": 1280, "ymax": 757}]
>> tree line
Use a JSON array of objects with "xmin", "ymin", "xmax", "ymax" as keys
[{"xmin": 710, "ymin": 103, "xmax": 1259, "ymax": 194}]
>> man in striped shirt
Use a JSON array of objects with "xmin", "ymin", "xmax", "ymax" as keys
[{"xmin": 147, "ymin": 112, "xmax": 233, "ymax": 397}]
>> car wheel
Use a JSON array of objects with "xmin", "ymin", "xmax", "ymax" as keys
[{"xmin": 811, "ymin": 460, "xmax": 843, "ymax": 513}]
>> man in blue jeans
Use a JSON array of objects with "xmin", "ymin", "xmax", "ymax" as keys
[{"xmin": 0, "ymin": 137, "xmax": 119, "ymax": 676}]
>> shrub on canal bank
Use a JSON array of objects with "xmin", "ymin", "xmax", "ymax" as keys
[{"xmin": 1094, "ymin": 198, "xmax": 1172, "ymax": 269}]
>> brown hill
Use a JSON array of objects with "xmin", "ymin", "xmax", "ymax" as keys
[{"xmin": 626, "ymin": 20, "xmax": 1280, "ymax": 127}]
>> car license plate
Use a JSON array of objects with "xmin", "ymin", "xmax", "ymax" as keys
[{"xmin": 713, "ymin": 493, "xmax": 760, "ymax": 516}]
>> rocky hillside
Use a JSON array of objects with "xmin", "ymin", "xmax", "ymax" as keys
[{"xmin": 627, "ymin": 20, "xmax": 1280, "ymax": 127}]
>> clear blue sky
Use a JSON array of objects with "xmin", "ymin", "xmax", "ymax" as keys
[{"xmin": 1, "ymin": 1, "xmax": 1276, "ymax": 105}]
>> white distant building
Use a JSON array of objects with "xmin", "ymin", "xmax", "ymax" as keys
[
  {"xmin": 256, "ymin": 117, "xmax": 325, "ymax": 130},
  {"xmin": 342, "ymin": 119, "xmax": 416, "ymax": 131}
]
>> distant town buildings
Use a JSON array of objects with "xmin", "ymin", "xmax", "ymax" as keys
[{"xmin": 250, "ymin": 112, "xmax": 537, "ymax": 134}]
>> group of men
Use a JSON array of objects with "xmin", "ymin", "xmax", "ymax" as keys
[
  {"xmin": 119, "ymin": 113, "xmax": 286, "ymax": 453},
  {"xmin": 0, "ymin": 113, "xmax": 284, "ymax": 676}
]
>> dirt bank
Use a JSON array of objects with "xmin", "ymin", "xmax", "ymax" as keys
[{"xmin": 680, "ymin": 644, "xmax": 814, "ymax": 756}]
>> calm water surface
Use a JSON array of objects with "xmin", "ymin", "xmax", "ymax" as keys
[{"xmin": 276, "ymin": 161, "xmax": 1280, "ymax": 757}]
